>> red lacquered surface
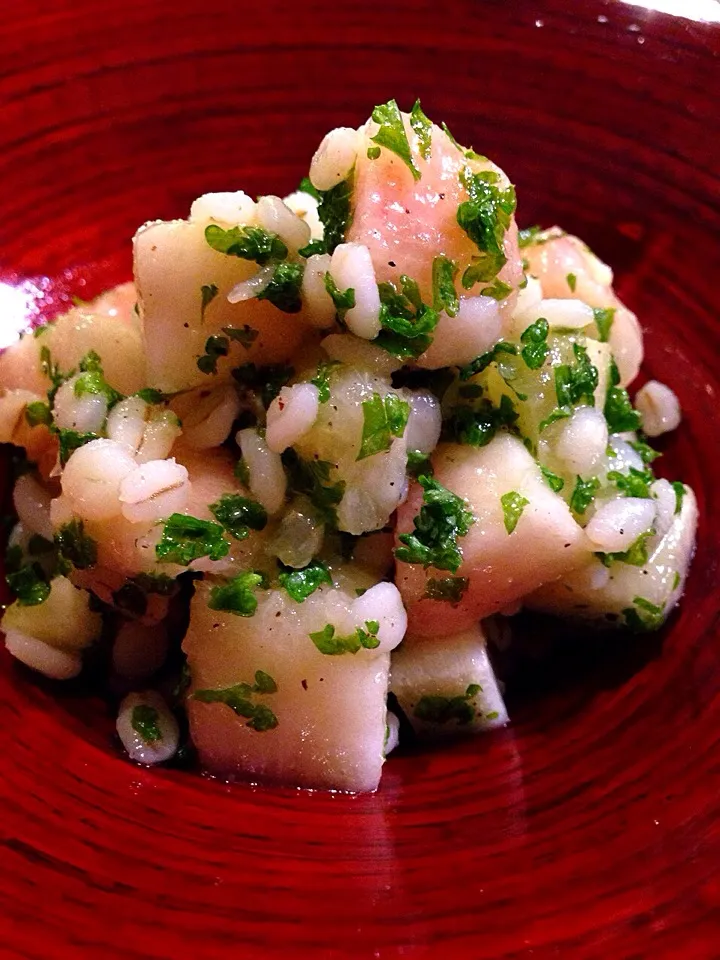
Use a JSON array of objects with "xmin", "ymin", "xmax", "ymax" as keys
[{"xmin": 1, "ymin": 1, "xmax": 719, "ymax": 957}]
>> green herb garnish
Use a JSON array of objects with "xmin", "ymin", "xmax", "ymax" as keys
[
  {"xmin": 423, "ymin": 576, "xmax": 469, "ymax": 605},
  {"xmin": 357, "ymin": 393, "xmax": 410, "ymax": 460},
  {"xmin": 309, "ymin": 620, "xmax": 381, "ymax": 656},
  {"xmin": 278, "ymin": 559, "xmax": 333, "ymax": 602},
  {"xmin": 456, "ymin": 166, "xmax": 516, "ymax": 289},
  {"xmin": 131, "ymin": 705, "xmax": 163, "ymax": 744},
  {"xmin": 310, "ymin": 359, "xmax": 342, "ymax": 404},
  {"xmin": 208, "ymin": 570, "xmax": 266, "ymax": 617},
  {"xmin": 200, "ymin": 283, "xmax": 219, "ymax": 321},
  {"xmin": 155, "ymin": 514, "xmax": 229, "ymax": 565},
  {"xmin": 282, "ymin": 450, "xmax": 345, "ymax": 528},
  {"xmin": 209, "ymin": 493, "xmax": 267, "ymax": 541},
  {"xmin": 395, "ymin": 475, "xmax": 474, "ymax": 573},
  {"xmin": 520, "ymin": 318, "xmax": 549, "ymax": 370},
  {"xmin": 593, "ymin": 307, "xmax": 615, "ymax": 343},
  {"xmin": 414, "ymin": 683, "xmax": 481, "ymax": 725},
  {"xmin": 256, "ymin": 262, "xmax": 304, "ymax": 313},
  {"xmin": 409, "ymin": 99, "xmax": 433, "ymax": 160},
  {"xmin": 374, "ymin": 275, "xmax": 440, "ymax": 359},
  {"xmin": 500, "ymin": 491, "xmax": 529, "ymax": 534},
  {"xmin": 569, "ymin": 476, "xmax": 600, "ymax": 515},
  {"xmin": 431, "ymin": 255, "xmax": 459, "ymax": 317},
  {"xmin": 323, "ymin": 272, "xmax": 356, "ymax": 324},
  {"xmin": 204, "ymin": 224, "xmax": 288, "ymax": 264},
  {"xmin": 541, "ymin": 466, "xmax": 565, "ymax": 492},
  {"xmin": 193, "ymin": 671, "xmax": 279, "ymax": 731},
  {"xmin": 370, "ymin": 99, "xmax": 420, "ymax": 180}
]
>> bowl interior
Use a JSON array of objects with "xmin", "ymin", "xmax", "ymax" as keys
[{"xmin": 1, "ymin": 2, "xmax": 719, "ymax": 957}]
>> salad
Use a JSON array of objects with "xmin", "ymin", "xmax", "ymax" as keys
[{"xmin": 0, "ymin": 100, "xmax": 697, "ymax": 792}]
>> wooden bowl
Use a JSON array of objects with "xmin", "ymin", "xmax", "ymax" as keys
[{"xmin": 1, "ymin": 1, "xmax": 718, "ymax": 956}]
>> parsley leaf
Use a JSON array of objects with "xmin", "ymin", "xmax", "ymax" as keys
[
  {"xmin": 541, "ymin": 466, "xmax": 565, "ymax": 492},
  {"xmin": 458, "ymin": 341, "xmax": 517, "ymax": 381},
  {"xmin": 309, "ymin": 620, "xmax": 380, "ymax": 656},
  {"xmin": 231, "ymin": 363, "xmax": 294, "ymax": 408},
  {"xmin": 25, "ymin": 401, "xmax": 53, "ymax": 428},
  {"xmin": 204, "ymin": 224, "xmax": 288, "ymax": 264},
  {"xmin": 357, "ymin": 393, "xmax": 410, "ymax": 460},
  {"xmin": 131, "ymin": 705, "xmax": 162, "ymax": 744},
  {"xmin": 192, "ymin": 671, "xmax": 279, "ymax": 731},
  {"xmin": 629, "ymin": 437, "xmax": 661, "ymax": 464},
  {"xmin": 566, "ymin": 273, "xmax": 577, "ymax": 292},
  {"xmin": 323, "ymin": 272, "xmax": 356, "ymax": 324},
  {"xmin": 370, "ymin": 99, "xmax": 420, "ymax": 180},
  {"xmin": 407, "ymin": 450, "xmax": 433, "ymax": 478},
  {"xmin": 375, "ymin": 275, "xmax": 440, "ymax": 358},
  {"xmin": 256, "ymin": 262, "xmax": 304, "ymax": 313},
  {"xmin": 456, "ymin": 167, "xmax": 516, "ymax": 289},
  {"xmin": 73, "ymin": 351, "xmax": 123, "ymax": 407},
  {"xmin": 310, "ymin": 359, "xmax": 342, "ymax": 404},
  {"xmin": 200, "ymin": 283, "xmax": 219, "ymax": 321},
  {"xmin": 554, "ymin": 343, "xmax": 599, "ymax": 408},
  {"xmin": 538, "ymin": 407, "xmax": 571, "ymax": 433},
  {"xmin": 197, "ymin": 334, "xmax": 229, "ymax": 375},
  {"xmin": 431, "ymin": 256, "xmax": 459, "ymax": 317},
  {"xmin": 409, "ymin": 99, "xmax": 433, "ymax": 160},
  {"xmin": 607, "ymin": 467, "xmax": 654, "ymax": 499},
  {"xmin": 501, "ymin": 491, "xmax": 529, "ymax": 534},
  {"xmin": 39, "ymin": 345, "xmax": 69, "ymax": 402},
  {"xmin": 208, "ymin": 571, "xmax": 266, "ymax": 617},
  {"xmin": 520, "ymin": 318, "xmax": 549, "ymax": 370},
  {"xmin": 298, "ymin": 176, "xmax": 321, "ymax": 201},
  {"xmin": 671, "ymin": 481, "xmax": 686, "ymax": 515},
  {"xmin": 366, "ymin": 145, "xmax": 381, "ymax": 160},
  {"xmin": 593, "ymin": 307, "xmax": 615, "ymax": 343},
  {"xmin": 623, "ymin": 596, "xmax": 665, "ymax": 632},
  {"xmin": 604, "ymin": 358, "xmax": 642, "ymax": 432},
  {"xmin": 155, "ymin": 514, "xmax": 230, "ymax": 565},
  {"xmin": 395, "ymin": 475, "xmax": 474, "ymax": 573},
  {"xmin": 282, "ymin": 450, "xmax": 345, "ymax": 528},
  {"xmin": 55, "ymin": 519, "xmax": 97, "ymax": 570},
  {"xmin": 481, "ymin": 277, "xmax": 513, "ymax": 301},
  {"xmin": 209, "ymin": 493, "xmax": 267, "ymax": 541},
  {"xmin": 414, "ymin": 684, "xmax": 481, "ymax": 725},
  {"xmin": 135, "ymin": 388, "xmax": 168, "ymax": 405},
  {"xmin": 278, "ymin": 559, "xmax": 332, "ymax": 602},
  {"xmin": 443, "ymin": 394, "xmax": 518, "ymax": 448},
  {"xmin": 298, "ymin": 238, "xmax": 327, "ymax": 258},
  {"xmin": 317, "ymin": 174, "xmax": 354, "ymax": 254},
  {"xmin": 569, "ymin": 476, "xmax": 600, "ymax": 515},
  {"xmin": 6, "ymin": 563, "xmax": 51, "ymax": 606},
  {"xmin": 224, "ymin": 325, "xmax": 259, "ymax": 349},
  {"xmin": 598, "ymin": 531, "xmax": 652, "ymax": 568},
  {"xmin": 517, "ymin": 225, "xmax": 542, "ymax": 248},
  {"xmin": 423, "ymin": 576, "xmax": 469, "ymax": 605}
]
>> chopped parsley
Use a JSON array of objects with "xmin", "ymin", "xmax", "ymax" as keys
[
  {"xmin": 54, "ymin": 519, "xmax": 97, "ymax": 570},
  {"xmin": 481, "ymin": 277, "xmax": 513, "ymax": 301},
  {"xmin": 225, "ymin": 325, "xmax": 259, "ymax": 349},
  {"xmin": 629, "ymin": 437, "xmax": 661, "ymax": 464},
  {"xmin": 309, "ymin": 620, "xmax": 380, "ymax": 655},
  {"xmin": 197, "ymin": 334, "xmax": 229, "ymax": 375},
  {"xmin": 409, "ymin": 99, "xmax": 433, "ymax": 160},
  {"xmin": 414, "ymin": 683, "xmax": 481, "ymax": 725},
  {"xmin": 357, "ymin": 393, "xmax": 410, "ymax": 460},
  {"xmin": 39, "ymin": 345, "xmax": 69, "ymax": 401},
  {"xmin": 607, "ymin": 467, "xmax": 653, "ymax": 499},
  {"xmin": 375, "ymin": 275, "xmax": 440, "ymax": 359},
  {"xmin": 517, "ymin": 225, "xmax": 542, "ymax": 248},
  {"xmin": 278, "ymin": 559, "xmax": 333, "ymax": 602},
  {"xmin": 623, "ymin": 596, "xmax": 665, "ymax": 632},
  {"xmin": 501, "ymin": 491, "xmax": 529, "ymax": 534},
  {"xmin": 208, "ymin": 571, "xmax": 266, "ymax": 617},
  {"xmin": 298, "ymin": 238, "xmax": 327, "ymax": 258},
  {"xmin": 423, "ymin": 576, "xmax": 469, "ymax": 605},
  {"xmin": 458, "ymin": 341, "xmax": 517, "ymax": 381},
  {"xmin": 6, "ymin": 562, "xmax": 51, "ymax": 606},
  {"xmin": 566, "ymin": 273, "xmax": 577, "ymax": 292},
  {"xmin": 520, "ymin": 318, "xmax": 549, "ymax": 370},
  {"xmin": 25, "ymin": 401, "xmax": 53, "ymax": 428},
  {"xmin": 538, "ymin": 407, "xmax": 571, "ymax": 433},
  {"xmin": 406, "ymin": 450, "xmax": 433, "ymax": 478},
  {"xmin": 598, "ymin": 531, "xmax": 651, "ymax": 568},
  {"xmin": 155, "ymin": 513, "xmax": 230, "ymax": 565},
  {"xmin": 395, "ymin": 475, "xmax": 474, "ymax": 573},
  {"xmin": 367, "ymin": 146, "xmax": 381, "ymax": 160},
  {"xmin": 671, "ymin": 481, "xmax": 686, "ymax": 515},
  {"xmin": 604, "ymin": 359, "xmax": 642, "ymax": 432},
  {"xmin": 193, "ymin": 671, "xmax": 279, "ymax": 732},
  {"xmin": 204, "ymin": 224, "xmax": 288, "ymax": 264},
  {"xmin": 569, "ymin": 476, "xmax": 600, "ymax": 515},
  {"xmin": 232, "ymin": 362, "xmax": 294, "ymax": 408},
  {"xmin": 73, "ymin": 351, "xmax": 123, "ymax": 407},
  {"xmin": 541, "ymin": 466, "xmax": 565, "ymax": 492},
  {"xmin": 443, "ymin": 394, "xmax": 518, "ymax": 448},
  {"xmin": 209, "ymin": 493, "xmax": 267, "ymax": 541},
  {"xmin": 593, "ymin": 307, "xmax": 615, "ymax": 343},
  {"xmin": 370, "ymin": 99, "xmax": 420, "ymax": 180},
  {"xmin": 431, "ymin": 255, "xmax": 459, "ymax": 317},
  {"xmin": 131, "ymin": 705, "xmax": 162, "ymax": 744},
  {"xmin": 297, "ymin": 176, "xmax": 321, "ymax": 201},
  {"xmin": 554, "ymin": 343, "xmax": 598, "ymax": 408},
  {"xmin": 200, "ymin": 283, "xmax": 219, "ymax": 321},
  {"xmin": 323, "ymin": 272, "xmax": 356, "ymax": 323},
  {"xmin": 317, "ymin": 173, "xmax": 354, "ymax": 254},
  {"xmin": 282, "ymin": 450, "xmax": 345, "ymax": 528},
  {"xmin": 256, "ymin": 262, "xmax": 304, "ymax": 313},
  {"xmin": 135, "ymin": 388, "xmax": 168, "ymax": 405},
  {"xmin": 456, "ymin": 166, "xmax": 516, "ymax": 289},
  {"xmin": 310, "ymin": 359, "xmax": 342, "ymax": 403}
]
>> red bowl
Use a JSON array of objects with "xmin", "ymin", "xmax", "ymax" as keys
[{"xmin": 1, "ymin": 1, "xmax": 719, "ymax": 956}]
